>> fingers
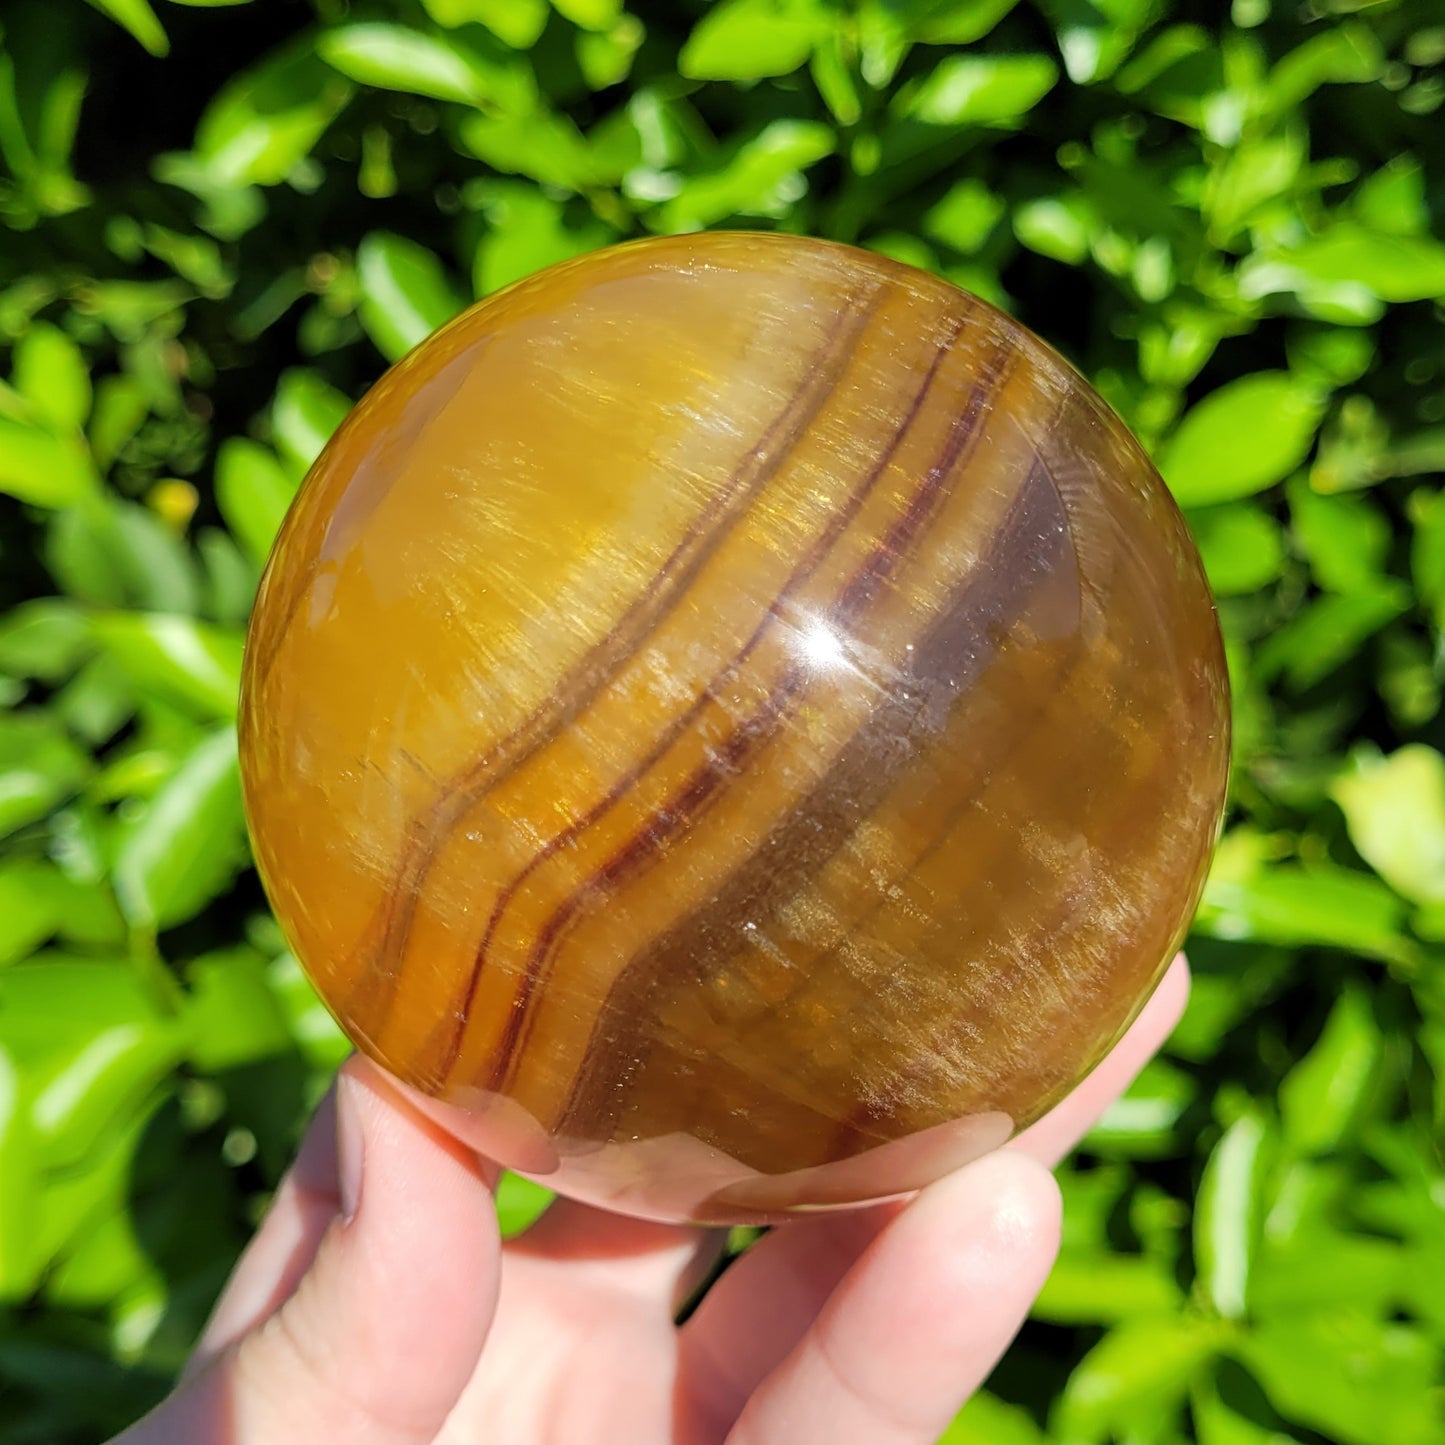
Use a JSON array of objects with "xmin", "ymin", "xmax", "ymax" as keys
[
  {"xmin": 1012, "ymin": 953, "xmax": 1190, "ymax": 1168},
  {"xmin": 186, "ymin": 1077, "xmax": 344, "ymax": 1372},
  {"xmin": 117, "ymin": 1057, "xmax": 501, "ymax": 1445},
  {"xmin": 679, "ymin": 956, "xmax": 1188, "ymax": 1436},
  {"xmin": 677, "ymin": 1200, "xmax": 904, "ymax": 1436},
  {"xmin": 510, "ymin": 1196, "xmax": 723, "ymax": 1314},
  {"xmin": 726, "ymin": 1152, "xmax": 1061, "ymax": 1445}
]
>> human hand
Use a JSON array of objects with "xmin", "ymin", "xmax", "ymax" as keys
[{"xmin": 114, "ymin": 957, "xmax": 1189, "ymax": 1445}]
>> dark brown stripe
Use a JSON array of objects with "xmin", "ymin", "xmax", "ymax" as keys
[
  {"xmin": 345, "ymin": 287, "xmax": 885, "ymax": 1033},
  {"xmin": 428, "ymin": 307, "xmax": 971, "ymax": 1081},
  {"xmin": 554, "ymin": 443, "xmax": 1074, "ymax": 1140},
  {"xmin": 480, "ymin": 335, "xmax": 1020, "ymax": 1101}
]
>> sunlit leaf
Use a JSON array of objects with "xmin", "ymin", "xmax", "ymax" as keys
[
  {"xmin": 322, "ymin": 26, "xmax": 470, "ymax": 104},
  {"xmin": 895, "ymin": 53, "xmax": 1058, "ymax": 128},
  {"xmin": 355, "ymin": 232, "xmax": 467, "ymax": 362},
  {"xmin": 1054, "ymin": 1316, "xmax": 1228, "ymax": 1443},
  {"xmin": 1331, "ymin": 745, "xmax": 1445, "ymax": 906},
  {"xmin": 657, "ymin": 120, "xmax": 834, "ymax": 230},
  {"xmin": 1186, "ymin": 505, "xmax": 1285, "ymax": 596},
  {"xmin": 470, "ymin": 183, "xmax": 613, "ymax": 295},
  {"xmin": 85, "ymin": 0, "xmax": 169, "ymax": 56},
  {"xmin": 1197, "ymin": 857, "xmax": 1414, "ymax": 968},
  {"xmin": 1195, "ymin": 1111, "xmax": 1273, "ymax": 1320},
  {"xmin": 0, "ymin": 417, "xmax": 96, "ymax": 507},
  {"xmin": 494, "ymin": 1171, "xmax": 553, "ymax": 1236},
  {"xmin": 422, "ymin": 0, "xmax": 549, "ymax": 48},
  {"xmin": 0, "ymin": 714, "xmax": 91, "ymax": 839},
  {"xmin": 271, "ymin": 369, "xmax": 351, "ymax": 474},
  {"xmin": 194, "ymin": 41, "xmax": 353, "ymax": 187},
  {"xmin": 214, "ymin": 439, "xmax": 295, "ymax": 568},
  {"xmin": 1159, "ymin": 373, "xmax": 1324, "ymax": 508},
  {"xmin": 90, "ymin": 613, "xmax": 242, "ymax": 719},
  {"xmin": 1239, "ymin": 1314, "xmax": 1440, "ymax": 1445},
  {"xmin": 13, "ymin": 323, "xmax": 92, "ymax": 434},
  {"xmin": 942, "ymin": 1389, "xmax": 1047, "ymax": 1445},
  {"xmin": 679, "ymin": 0, "xmax": 831, "ymax": 83},
  {"xmin": 112, "ymin": 726, "xmax": 247, "ymax": 932}
]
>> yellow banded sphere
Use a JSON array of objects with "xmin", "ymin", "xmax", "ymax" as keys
[{"xmin": 239, "ymin": 233, "xmax": 1229, "ymax": 1224}]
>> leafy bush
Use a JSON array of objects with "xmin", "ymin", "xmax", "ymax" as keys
[{"xmin": 1, "ymin": 0, "xmax": 1443, "ymax": 1440}]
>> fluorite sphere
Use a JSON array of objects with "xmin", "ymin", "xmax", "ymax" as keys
[{"xmin": 240, "ymin": 232, "xmax": 1229, "ymax": 1224}]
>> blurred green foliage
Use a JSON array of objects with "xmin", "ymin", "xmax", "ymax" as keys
[{"xmin": 1, "ymin": 0, "xmax": 1443, "ymax": 1440}]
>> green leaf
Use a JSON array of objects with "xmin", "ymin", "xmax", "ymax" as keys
[
  {"xmin": 470, "ymin": 184, "xmax": 613, "ymax": 296},
  {"xmin": 1055, "ymin": 1315, "xmax": 1229, "ymax": 1444},
  {"xmin": 194, "ymin": 42, "xmax": 353, "ymax": 187},
  {"xmin": 1330, "ymin": 745, "xmax": 1445, "ymax": 907},
  {"xmin": 0, "ymin": 863, "xmax": 123, "ymax": 967},
  {"xmin": 576, "ymin": 15, "xmax": 645, "ymax": 91},
  {"xmin": 90, "ymin": 613, "xmax": 242, "ymax": 719},
  {"xmin": 0, "ymin": 415, "xmax": 96, "ymax": 507},
  {"xmin": 266, "ymin": 951, "xmax": 349, "ymax": 1070},
  {"xmin": 1410, "ymin": 488, "xmax": 1445, "ymax": 633},
  {"xmin": 112, "ymin": 726, "xmax": 247, "ymax": 932},
  {"xmin": 1241, "ymin": 225, "xmax": 1445, "ymax": 311},
  {"xmin": 318, "ymin": 24, "xmax": 505, "ymax": 107},
  {"xmin": 85, "ymin": 0, "xmax": 169, "ymax": 56},
  {"xmin": 1352, "ymin": 157, "xmax": 1428, "ymax": 238},
  {"xmin": 271, "ymin": 369, "xmax": 351, "ymax": 474},
  {"xmin": 356, "ymin": 232, "xmax": 467, "ymax": 362},
  {"xmin": 1040, "ymin": 0, "xmax": 1156, "ymax": 86},
  {"xmin": 421, "ymin": 0, "xmax": 549, "ymax": 48},
  {"xmin": 942, "ymin": 1389, "xmax": 1048, "ymax": 1445},
  {"xmin": 1238, "ymin": 1314, "xmax": 1441, "ymax": 1445},
  {"xmin": 1013, "ymin": 194, "xmax": 1093, "ymax": 264},
  {"xmin": 197, "ymin": 534, "xmax": 255, "ymax": 644},
  {"xmin": 1084, "ymin": 1059, "xmax": 1196, "ymax": 1158},
  {"xmin": 214, "ymin": 438, "xmax": 295, "ymax": 567},
  {"xmin": 0, "ymin": 713, "xmax": 91, "ymax": 840},
  {"xmin": 896, "ymin": 54, "xmax": 1058, "ymax": 128},
  {"xmin": 47, "ymin": 498, "xmax": 201, "ymax": 615},
  {"xmin": 13, "ymin": 323, "xmax": 92, "ymax": 434},
  {"xmin": 1197, "ymin": 856, "xmax": 1414, "ymax": 968},
  {"xmin": 1186, "ymin": 505, "xmax": 1285, "ymax": 596},
  {"xmin": 1265, "ymin": 24, "xmax": 1384, "ymax": 116},
  {"xmin": 679, "ymin": 0, "xmax": 831, "ymax": 83},
  {"xmin": 1203, "ymin": 128, "xmax": 1305, "ymax": 244},
  {"xmin": 0, "ymin": 1046, "xmax": 43, "ymax": 1298},
  {"xmin": 1255, "ymin": 580, "xmax": 1409, "ymax": 691},
  {"xmin": 86, "ymin": 374, "xmax": 151, "ymax": 470},
  {"xmin": 184, "ymin": 948, "xmax": 292, "ymax": 1072},
  {"xmin": 550, "ymin": 0, "xmax": 622, "ymax": 29},
  {"xmin": 809, "ymin": 31, "xmax": 861, "ymax": 126},
  {"xmin": 657, "ymin": 119, "xmax": 834, "ymax": 230},
  {"xmin": 1195, "ymin": 1111, "xmax": 1273, "ymax": 1320},
  {"xmin": 1253, "ymin": 1225, "xmax": 1409, "ymax": 1317},
  {"xmin": 1159, "ymin": 373, "xmax": 1324, "ymax": 507},
  {"xmin": 459, "ymin": 108, "xmax": 596, "ymax": 191},
  {"xmin": 494, "ymin": 1171, "xmax": 553, "ymax": 1236},
  {"xmin": 907, "ymin": 0, "xmax": 1021, "ymax": 45},
  {"xmin": 922, "ymin": 179, "xmax": 1005, "ymax": 255},
  {"xmin": 0, "ymin": 599, "xmax": 92, "ymax": 681},
  {"xmin": 1287, "ymin": 478, "xmax": 1389, "ymax": 594},
  {"xmin": 1, "ymin": 960, "xmax": 177, "ymax": 1167},
  {"xmin": 1287, "ymin": 326, "xmax": 1374, "ymax": 390},
  {"xmin": 1278, "ymin": 985, "xmax": 1385, "ymax": 1157},
  {"xmin": 1035, "ymin": 1252, "xmax": 1184, "ymax": 1324}
]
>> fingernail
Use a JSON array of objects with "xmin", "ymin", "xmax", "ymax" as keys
[{"xmin": 337, "ymin": 1072, "xmax": 365, "ymax": 1223}]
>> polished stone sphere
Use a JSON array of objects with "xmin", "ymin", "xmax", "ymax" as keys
[{"xmin": 240, "ymin": 233, "xmax": 1229, "ymax": 1224}]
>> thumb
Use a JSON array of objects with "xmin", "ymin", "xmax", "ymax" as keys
[{"xmin": 119, "ymin": 1058, "xmax": 501, "ymax": 1445}]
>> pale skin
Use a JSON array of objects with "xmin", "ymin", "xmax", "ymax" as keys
[{"xmin": 115, "ymin": 957, "xmax": 1190, "ymax": 1445}]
